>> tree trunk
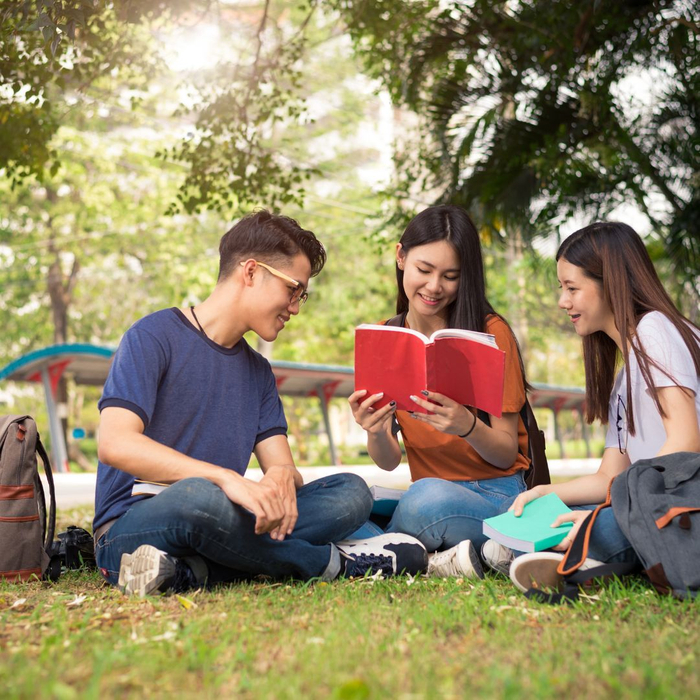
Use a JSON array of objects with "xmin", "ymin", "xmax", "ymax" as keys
[{"xmin": 45, "ymin": 186, "xmax": 80, "ymax": 459}]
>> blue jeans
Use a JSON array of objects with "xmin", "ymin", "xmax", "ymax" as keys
[
  {"xmin": 95, "ymin": 473, "xmax": 372, "ymax": 585},
  {"xmin": 380, "ymin": 473, "xmax": 526, "ymax": 552}
]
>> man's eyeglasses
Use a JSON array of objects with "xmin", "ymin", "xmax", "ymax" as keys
[
  {"xmin": 240, "ymin": 260, "xmax": 309, "ymax": 307},
  {"xmin": 616, "ymin": 394, "xmax": 628, "ymax": 454}
]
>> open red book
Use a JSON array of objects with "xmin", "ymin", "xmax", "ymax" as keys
[{"xmin": 354, "ymin": 324, "xmax": 506, "ymax": 416}]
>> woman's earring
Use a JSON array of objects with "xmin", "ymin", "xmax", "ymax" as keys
[{"xmin": 397, "ymin": 261, "xmax": 404, "ymax": 270}]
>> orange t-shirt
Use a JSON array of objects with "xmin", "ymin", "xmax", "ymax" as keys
[{"xmin": 395, "ymin": 314, "xmax": 529, "ymax": 481}]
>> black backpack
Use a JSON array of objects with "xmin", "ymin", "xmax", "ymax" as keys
[
  {"xmin": 0, "ymin": 415, "xmax": 60, "ymax": 581},
  {"xmin": 384, "ymin": 313, "xmax": 549, "ymax": 489}
]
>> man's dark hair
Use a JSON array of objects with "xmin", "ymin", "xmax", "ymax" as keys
[{"xmin": 218, "ymin": 210, "xmax": 326, "ymax": 281}]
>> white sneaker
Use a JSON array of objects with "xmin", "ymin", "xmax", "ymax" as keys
[
  {"xmin": 427, "ymin": 540, "xmax": 484, "ymax": 579},
  {"xmin": 481, "ymin": 540, "xmax": 515, "ymax": 575},
  {"xmin": 509, "ymin": 551, "xmax": 605, "ymax": 593}
]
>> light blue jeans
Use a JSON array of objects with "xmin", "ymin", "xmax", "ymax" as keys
[
  {"xmin": 95, "ymin": 473, "xmax": 372, "ymax": 585},
  {"xmin": 352, "ymin": 473, "xmax": 527, "ymax": 552}
]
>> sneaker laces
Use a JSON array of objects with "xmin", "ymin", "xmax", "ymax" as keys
[
  {"xmin": 343, "ymin": 553, "xmax": 394, "ymax": 578},
  {"xmin": 428, "ymin": 549, "xmax": 464, "ymax": 577}
]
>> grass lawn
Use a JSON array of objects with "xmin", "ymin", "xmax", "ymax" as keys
[{"xmin": 1, "ymin": 507, "xmax": 699, "ymax": 699}]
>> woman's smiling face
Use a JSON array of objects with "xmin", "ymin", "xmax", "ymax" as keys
[
  {"xmin": 557, "ymin": 257, "xmax": 615, "ymax": 338},
  {"xmin": 398, "ymin": 240, "xmax": 460, "ymax": 325}
]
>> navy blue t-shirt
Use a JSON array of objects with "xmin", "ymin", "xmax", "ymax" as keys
[{"xmin": 93, "ymin": 308, "xmax": 287, "ymax": 530}]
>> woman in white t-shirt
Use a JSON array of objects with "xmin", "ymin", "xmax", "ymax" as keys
[{"xmin": 484, "ymin": 221, "xmax": 700, "ymax": 590}]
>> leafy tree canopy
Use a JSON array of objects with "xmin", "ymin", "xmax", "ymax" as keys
[
  {"xmin": 331, "ymin": 0, "xmax": 699, "ymax": 301},
  {"xmin": 1, "ymin": 0, "xmax": 317, "ymax": 214}
]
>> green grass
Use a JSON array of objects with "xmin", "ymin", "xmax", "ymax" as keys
[{"xmin": 1, "ymin": 508, "xmax": 698, "ymax": 699}]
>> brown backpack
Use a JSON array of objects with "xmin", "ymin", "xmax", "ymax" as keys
[{"xmin": 0, "ymin": 415, "xmax": 58, "ymax": 581}]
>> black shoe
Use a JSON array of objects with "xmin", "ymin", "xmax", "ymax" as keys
[
  {"xmin": 118, "ymin": 545, "xmax": 198, "ymax": 596},
  {"xmin": 335, "ymin": 534, "xmax": 428, "ymax": 578}
]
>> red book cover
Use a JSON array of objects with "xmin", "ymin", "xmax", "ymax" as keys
[{"xmin": 354, "ymin": 325, "xmax": 506, "ymax": 417}]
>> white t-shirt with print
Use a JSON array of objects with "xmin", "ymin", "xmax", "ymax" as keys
[{"xmin": 604, "ymin": 311, "xmax": 700, "ymax": 464}]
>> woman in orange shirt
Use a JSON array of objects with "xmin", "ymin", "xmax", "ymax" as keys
[{"xmin": 349, "ymin": 205, "xmax": 531, "ymax": 578}]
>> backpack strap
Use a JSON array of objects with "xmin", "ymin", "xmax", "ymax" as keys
[
  {"xmin": 557, "ymin": 480, "xmax": 614, "ymax": 576},
  {"xmin": 36, "ymin": 435, "xmax": 56, "ymax": 554},
  {"xmin": 384, "ymin": 313, "xmax": 407, "ymax": 328}
]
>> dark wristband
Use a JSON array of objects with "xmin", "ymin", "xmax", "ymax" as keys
[{"xmin": 458, "ymin": 411, "xmax": 477, "ymax": 439}]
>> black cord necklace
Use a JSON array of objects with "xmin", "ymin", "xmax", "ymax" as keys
[{"xmin": 190, "ymin": 306, "xmax": 209, "ymax": 340}]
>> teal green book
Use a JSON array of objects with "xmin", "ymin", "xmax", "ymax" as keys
[
  {"xmin": 482, "ymin": 493, "xmax": 574, "ymax": 552},
  {"xmin": 370, "ymin": 485, "xmax": 405, "ymax": 517}
]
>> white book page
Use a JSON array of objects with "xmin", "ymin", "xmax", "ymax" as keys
[
  {"xmin": 356, "ymin": 323, "xmax": 431, "ymax": 344},
  {"xmin": 430, "ymin": 328, "xmax": 497, "ymax": 347},
  {"xmin": 357, "ymin": 323, "xmax": 497, "ymax": 347}
]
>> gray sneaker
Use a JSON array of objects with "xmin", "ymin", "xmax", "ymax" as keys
[
  {"xmin": 427, "ymin": 540, "xmax": 484, "ymax": 579},
  {"xmin": 336, "ymin": 534, "xmax": 428, "ymax": 577},
  {"xmin": 118, "ymin": 544, "xmax": 199, "ymax": 597},
  {"xmin": 481, "ymin": 540, "xmax": 515, "ymax": 575}
]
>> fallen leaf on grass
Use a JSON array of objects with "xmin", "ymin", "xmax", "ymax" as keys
[
  {"xmin": 9, "ymin": 598, "xmax": 31, "ymax": 612},
  {"xmin": 489, "ymin": 604, "xmax": 542, "ymax": 618},
  {"xmin": 150, "ymin": 630, "xmax": 177, "ymax": 642},
  {"xmin": 66, "ymin": 594, "xmax": 88, "ymax": 608},
  {"xmin": 176, "ymin": 594, "xmax": 197, "ymax": 610},
  {"xmin": 666, "ymin": 617, "xmax": 689, "ymax": 635}
]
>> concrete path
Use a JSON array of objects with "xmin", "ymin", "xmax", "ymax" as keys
[{"xmin": 45, "ymin": 459, "xmax": 599, "ymax": 510}]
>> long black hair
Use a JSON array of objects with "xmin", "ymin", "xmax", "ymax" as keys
[
  {"xmin": 396, "ymin": 205, "xmax": 530, "ymax": 389},
  {"xmin": 396, "ymin": 206, "xmax": 496, "ymax": 331},
  {"xmin": 557, "ymin": 221, "xmax": 700, "ymax": 433}
]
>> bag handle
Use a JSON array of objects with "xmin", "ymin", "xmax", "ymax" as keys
[
  {"xmin": 35, "ymin": 436, "xmax": 57, "ymax": 550},
  {"xmin": 556, "ymin": 479, "xmax": 614, "ymax": 576}
]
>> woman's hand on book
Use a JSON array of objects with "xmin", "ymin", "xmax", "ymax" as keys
[
  {"xmin": 349, "ymin": 390, "xmax": 396, "ymax": 434},
  {"xmin": 509, "ymin": 485, "xmax": 547, "ymax": 517},
  {"xmin": 549, "ymin": 510, "xmax": 589, "ymax": 552},
  {"xmin": 407, "ymin": 390, "xmax": 475, "ymax": 436}
]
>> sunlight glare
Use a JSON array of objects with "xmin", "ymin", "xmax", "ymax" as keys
[{"xmin": 161, "ymin": 23, "xmax": 225, "ymax": 73}]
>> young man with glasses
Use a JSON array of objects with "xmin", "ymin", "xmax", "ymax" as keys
[{"xmin": 93, "ymin": 210, "xmax": 427, "ymax": 596}]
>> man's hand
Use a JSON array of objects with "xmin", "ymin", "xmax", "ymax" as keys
[
  {"xmin": 217, "ymin": 472, "xmax": 286, "ymax": 538},
  {"xmin": 260, "ymin": 465, "xmax": 299, "ymax": 540}
]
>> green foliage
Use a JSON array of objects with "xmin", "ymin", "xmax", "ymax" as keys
[
  {"xmin": 1, "ymin": 0, "xmax": 320, "ymax": 218},
  {"xmin": 0, "ymin": 1, "xmax": 162, "ymax": 181},
  {"xmin": 160, "ymin": 16, "xmax": 318, "ymax": 215},
  {"xmin": 331, "ymin": 0, "xmax": 700, "ymax": 300}
]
